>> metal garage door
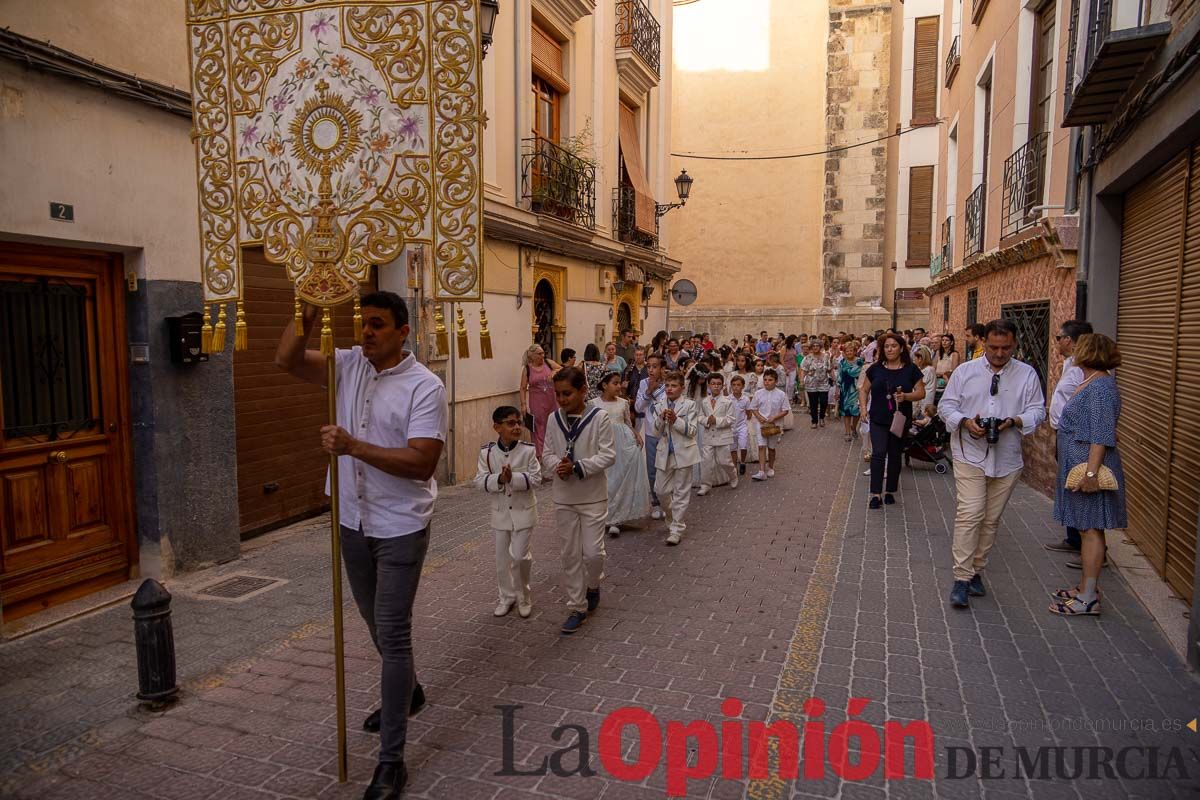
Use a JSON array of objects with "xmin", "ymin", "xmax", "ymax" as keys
[
  {"xmin": 1116, "ymin": 147, "xmax": 1199, "ymax": 601},
  {"xmin": 233, "ymin": 249, "xmax": 372, "ymax": 537}
]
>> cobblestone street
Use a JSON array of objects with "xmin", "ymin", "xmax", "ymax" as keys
[{"xmin": 3, "ymin": 425, "xmax": 1198, "ymax": 800}]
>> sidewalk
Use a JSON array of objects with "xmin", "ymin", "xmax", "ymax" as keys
[{"xmin": 3, "ymin": 425, "xmax": 1198, "ymax": 799}]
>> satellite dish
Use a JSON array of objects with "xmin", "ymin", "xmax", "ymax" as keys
[{"xmin": 671, "ymin": 279, "xmax": 698, "ymax": 306}]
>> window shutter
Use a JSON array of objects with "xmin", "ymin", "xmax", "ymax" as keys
[
  {"xmin": 912, "ymin": 16, "xmax": 940, "ymax": 122},
  {"xmin": 532, "ymin": 24, "xmax": 566, "ymax": 88},
  {"xmin": 907, "ymin": 165, "xmax": 935, "ymax": 264}
]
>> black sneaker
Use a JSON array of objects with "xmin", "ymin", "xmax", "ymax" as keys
[
  {"xmin": 561, "ymin": 611, "xmax": 587, "ymax": 634},
  {"xmin": 868, "ymin": 496, "xmax": 882, "ymax": 510},
  {"xmin": 950, "ymin": 580, "xmax": 970, "ymax": 608},
  {"xmin": 586, "ymin": 587, "xmax": 600, "ymax": 612},
  {"xmin": 967, "ymin": 574, "xmax": 986, "ymax": 597}
]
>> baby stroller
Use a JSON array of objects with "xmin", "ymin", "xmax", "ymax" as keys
[{"xmin": 904, "ymin": 414, "xmax": 951, "ymax": 474}]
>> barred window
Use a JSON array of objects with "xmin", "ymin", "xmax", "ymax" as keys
[
  {"xmin": 966, "ymin": 288, "xmax": 978, "ymax": 327},
  {"xmin": 1001, "ymin": 300, "xmax": 1051, "ymax": 392}
]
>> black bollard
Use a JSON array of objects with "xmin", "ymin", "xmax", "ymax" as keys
[{"xmin": 131, "ymin": 578, "xmax": 178, "ymax": 703}]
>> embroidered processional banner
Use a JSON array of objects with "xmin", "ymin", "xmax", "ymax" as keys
[{"xmin": 186, "ymin": 0, "xmax": 484, "ymax": 350}]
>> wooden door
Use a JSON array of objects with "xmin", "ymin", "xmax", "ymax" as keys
[{"xmin": 0, "ymin": 245, "xmax": 135, "ymax": 620}]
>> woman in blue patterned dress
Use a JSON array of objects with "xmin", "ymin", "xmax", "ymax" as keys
[
  {"xmin": 1050, "ymin": 334, "xmax": 1126, "ymax": 617},
  {"xmin": 837, "ymin": 339, "xmax": 865, "ymax": 442}
]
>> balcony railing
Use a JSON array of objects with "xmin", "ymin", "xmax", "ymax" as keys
[
  {"xmin": 616, "ymin": 0, "xmax": 661, "ymax": 77},
  {"xmin": 945, "ymin": 35, "xmax": 960, "ymax": 88},
  {"xmin": 1001, "ymin": 132, "xmax": 1049, "ymax": 239},
  {"xmin": 521, "ymin": 137, "xmax": 596, "ymax": 230},
  {"xmin": 612, "ymin": 185, "xmax": 659, "ymax": 251},
  {"xmin": 964, "ymin": 183, "xmax": 986, "ymax": 260},
  {"xmin": 1063, "ymin": 0, "xmax": 1171, "ymax": 125},
  {"xmin": 939, "ymin": 215, "xmax": 953, "ymax": 274}
]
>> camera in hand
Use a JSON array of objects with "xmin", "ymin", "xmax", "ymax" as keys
[{"xmin": 975, "ymin": 416, "xmax": 1003, "ymax": 445}]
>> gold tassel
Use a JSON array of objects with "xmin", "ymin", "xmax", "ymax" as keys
[
  {"xmin": 320, "ymin": 307, "xmax": 334, "ymax": 357},
  {"xmin": 455, "ymin": 305, "xmax": 470, "ymax": 358},
  {"xmin": 210, "ymin": 303, "xmax": 227, "ymax": 353},
  {"xmin": 294, "ymin": 297, "xmax": 304, "ymax": 337},
  {"xmin": 353, "ymin": 295, "xmax": 363, "ymax": 344},
  {"xmin": 200, "ymin": 304, "xmax": 214, "ymax": 354},
  {"xmin": 234, "ymin": 300, "xmax": 248, "ymax": 351},
  {"xmin": 479, "ymin": 305, "xmax": 493, "ymax": 360},
  {"xmin": 434, "ymin": 304, "xmax": 449, "ymax": 354}
]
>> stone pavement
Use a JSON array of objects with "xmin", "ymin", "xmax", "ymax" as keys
[{"xmin": 3, "ymin": 423, "xmax": 1199, "ymax": 799}]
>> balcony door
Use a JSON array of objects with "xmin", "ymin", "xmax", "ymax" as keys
[{"xmin": 1030, "ymin": 1, "xmax": 1057, "ymax": 135}]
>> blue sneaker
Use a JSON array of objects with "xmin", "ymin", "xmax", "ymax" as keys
[
  {"xmin": 950, "ymin": 580, "xmax": 970, "ymax": 608},
  {"xmin": 586, "ymin": 587, "xmax": 600, "ymax": 612},
  {"xmin": 968, "ymin": 573, "xmax": 986, "ymax": 597},
  {"xmin": 561, "ymin": 611, "xmax": 587, "ymax": 634}
]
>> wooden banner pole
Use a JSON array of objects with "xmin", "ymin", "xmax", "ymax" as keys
[{"xmin": 327, "ymin": 353, "xmax": 348, "ymax": 783}]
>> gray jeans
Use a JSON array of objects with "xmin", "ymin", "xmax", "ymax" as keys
[
  {"xmin": 341, "ymin": 525, "xmax": 429, "ymax": 764},
  {"xmin": 645, "ymin": 434, "xmax": 661, "ymax": 507}
]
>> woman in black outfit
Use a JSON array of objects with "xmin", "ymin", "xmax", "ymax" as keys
[{"xmin": 863, "ymin": 333, "xmax": 926, "ymax": 509}]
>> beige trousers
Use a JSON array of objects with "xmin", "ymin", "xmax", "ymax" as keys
[
  {"xmin": 557, "ymin": 501, "xmax": 607, "ymax": 613},
  {"xmin": 699, "ymin": 442, "xmax": 733, "ymax": 488},
  {"xmin": 951, "ymin": 463, "xmax": 1022, "ymax": 581},
  {"xmin": 495, "ymin": 527, "xmax": 533, "ymax": 605},
  {"xmin": 655, "ymin": 457, "xmax": 694, "ymax": 537}
]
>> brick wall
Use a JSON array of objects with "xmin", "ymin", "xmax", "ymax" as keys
[{"xmin": 926, "ymin": 255, "xmax": 1076, "ymax": 495}]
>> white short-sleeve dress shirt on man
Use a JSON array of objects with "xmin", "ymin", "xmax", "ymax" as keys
[
  {"xmin": 1048, "ymin": 355, "xmax": 1083, "ymax": 429},
  {"xmin": 938, "ymin": 356, "xmax": 1046, "ymax": 478},
  {"xmin": 329, "ymin": 347, "xmax": 448, "ymax": 538}
]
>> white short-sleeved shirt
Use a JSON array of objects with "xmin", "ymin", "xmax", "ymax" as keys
[
  {"xmin": 750, "ymin": 387, "xmax": 789, "ymax": 421},
  {"xmin": 329, "ymin": 347, "xmax": 448, "ymax": 538}
]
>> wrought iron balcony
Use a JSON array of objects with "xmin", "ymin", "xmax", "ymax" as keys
[
  {"xmin": 1000, "ymin": 132, "xmax": 1049, "ymax": 239},
  {"xmin": 616, "ymin": 0, "xmax": 661, "ymax": 78},
  {"xmin": 964, "ymin": 183, "xmax": 986, "ymax": 260},
  {"xmin": 945, "ymin": 35, "xmax": 960, "ymax": 88},
  {"xmin": 612, "ymin": 185, "xmax": 659, "ymax": 251},
  {"xmin": 521, "ymin": 137, "xmax": 596, "ymax": 230},
  {"xmin": 1062, "ymin": 0, "xmax": 1170, "ymax": 126}
]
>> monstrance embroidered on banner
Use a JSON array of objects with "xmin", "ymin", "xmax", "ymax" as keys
[{"xmin": 186, "ymin": 0, "xmax": 484, "ymax": 352}]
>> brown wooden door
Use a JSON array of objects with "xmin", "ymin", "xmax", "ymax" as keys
[
  {"xmin": 233, "ymin": 249, "xmax": 371, "ymax": 537},
  {"xmin": 0, "ymin": 245, "xmax": 135, "ymax": 620}
]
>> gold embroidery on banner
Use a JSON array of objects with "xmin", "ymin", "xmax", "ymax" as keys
[
  {"xmin": 344, "ymin": 7, "xmax": 428, "ymax": 106},
  {"xmin": 230, "ymin": 14, "xmax": 300, "ymax": 114}
]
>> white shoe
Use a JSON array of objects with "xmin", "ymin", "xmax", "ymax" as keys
[
  {"xmin": 517, "ymin": 599, "xmax": 532, "ymax": 618},
  {"xmin": 766, "ymin": 468, "xmax": 775, "ymax": 478},
  {"xmin": 862, "ymin": 468, "xmax": 871, "ymax": 476},
  {"xmin": 651, "ymin": 507, "xmax": 664, "ymax": 520},
  {"xmin": 665, "ymin": 531, "xmax": 682, "ymax": 546},
  {"xmin": 730, "ymin": 472, "xmax": 739, "ymax": 489},
  {"xmin": 697, "ymin": 485, "xmax": 711, "ymax": 496},
  {"xmin": 494, "ymin": 600, "xmax": 514, "ymax": 617},
  {"xmin": 751, "ymin": 471, "xmax": 767, "ymax": 481},
  {"xmin": 607, "ymin": 525, "xmax": 621, "ymax": 535}
]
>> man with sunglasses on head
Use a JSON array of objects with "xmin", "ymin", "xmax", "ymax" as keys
[
  {"xmin": 1046, "ymin": 320, "xmax": 1094, "ymax": 558},
  {"xmin": 938, "ymin": 319, "xmax": 1046, "ymax": 610}
]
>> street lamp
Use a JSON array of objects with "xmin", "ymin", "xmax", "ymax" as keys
[
  {"xmin": 480, "ymin": 0, "xmax": 500, "ymax": 58},
  {"xmin": 656, "ymin": 169, "xmax": 694, "ymax": 219}
]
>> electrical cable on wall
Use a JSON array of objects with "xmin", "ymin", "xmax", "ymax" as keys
[{"xmin": 672, "ymin": 123, "xmax": 936, "ymax": 161}]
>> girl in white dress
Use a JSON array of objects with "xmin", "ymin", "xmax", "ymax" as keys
[{"xmin": 593, "ymin": 373, "xmax": 650, "ymax": 536}]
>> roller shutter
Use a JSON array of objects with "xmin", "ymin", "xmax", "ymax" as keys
[
  {"xmin": 1116, "ymin": 148, "xmax": 1197, "ymax": 601},
  {"xmin": 233, "ymin": 249, "xmax": 374, "ymax": 537}
]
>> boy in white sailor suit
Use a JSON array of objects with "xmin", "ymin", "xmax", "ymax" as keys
[
  {"xmin": 653, "ymin": 371, "xmax": 700, "ymax": 546},
  {"xmin": 698, "ymin": 372, "xmax": 738, "ymax": 494},
  {"xmin": 541, "ymin": 367, "xmax": 617, "ymax": 635},
  {"xmin": 475, "ymin": 406, "xmax": 542, "ymax": 619}
]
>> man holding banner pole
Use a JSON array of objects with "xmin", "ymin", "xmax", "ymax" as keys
[{"xmin": 277, "ymin": 292, "xmax": 446, "ymax": 799}]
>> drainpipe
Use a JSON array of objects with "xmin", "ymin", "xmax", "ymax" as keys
[
  {"xmin": 448, "ymin": 302, "xmax": 457, "ymax": 484},
  {"xmin": 1076, "ymin": 128, "xmax": 1095, "ymax": 320}
]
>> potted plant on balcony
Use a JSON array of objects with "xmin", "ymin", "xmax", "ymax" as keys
[{"xmin": 531, "ymin": 119, "xmax": 597, "ymax": 226}]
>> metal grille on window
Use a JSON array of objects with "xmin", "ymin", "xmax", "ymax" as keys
[
  {"xmin": 1001, "ymin": 300, "xmax": 1051, "ymax": 392},
  {"xmin": 966, "ymin": 288, "xmax": 978, "ymax": 327},
  {"xmin": 943, "ymin": 295, "xmax": 950, "ymax": 323},
  {"xmin": 0, "ymin": 278, "xmax": 98, "ymax": 441}
]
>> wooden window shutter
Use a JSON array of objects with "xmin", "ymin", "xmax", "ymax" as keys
[
  {"xmin": 912, "ymin": 16, "xmax": 939, "ymax": 123},
  {"xmin": 907, "ymin": 165, "xmax": 935, "ymax": 264},
  {"xmin": 532, "ymin": 23, "xmax": 567, "ymax": 89}
]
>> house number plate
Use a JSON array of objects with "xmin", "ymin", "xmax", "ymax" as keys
[{"xmin": 50, "ymin": 202, "xmax": 74, "ymax": 222}]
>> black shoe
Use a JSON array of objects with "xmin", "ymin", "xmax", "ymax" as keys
[
  {"xmin": 739, "ymin": 463, "xmax": 746, "ymax": 476},
  {"xmin": 363, "ymin": 762, "xmax": 407, "ymax": 800},
  {"xmin": 950, "ymin": 580, "xmax": 970, "ymax": 608},
  {"xmin": 586, "ymin": 587, "xmax": 600, "ymax": 613},
  {"xmin": 363, "ymin": 708, "xmax": 381, "ymax": 733},
  {"xmin": 410, "ymin": 683, "xmax": 426, "ymax": 716},
  {"xmin": 561, "ymin": 611, "xmax": 587, "ymax": 634},
  {"xmin": 967, "ymin": 574, "xmax": 986, "ymax": 597},
  {"xmin": 868, "ymin": 496, "xmax": 882, "ymax": 510},
  {"xmin": 884, "ymin": 493, "xmax": 896, "ymax": 505}
]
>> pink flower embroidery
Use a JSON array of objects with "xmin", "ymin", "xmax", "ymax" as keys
[
  {"xmin": 395, "ymin": 114, "xmax": 424, "ymax": 149},
  {"xmin": 271, "ymin": 92, "xmax": 292, "ymax": 113},
  {"xmin": 241, "ymin": 123, "xmax": 260, "ymax": 147},
  {"xmin": 359, "ymin": 86, "xmax": 384, "ymax": 107},
  {"xmin": 309, "ymin": 13, "xmax": 334, "ymax": 39}
]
